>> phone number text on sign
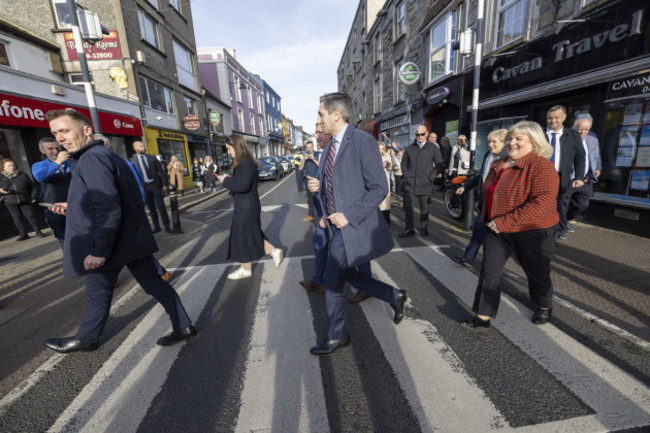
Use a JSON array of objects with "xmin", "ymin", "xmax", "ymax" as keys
[{"xmin": 64, "ymin": 30, "xmax": 123, "ymax": 61}]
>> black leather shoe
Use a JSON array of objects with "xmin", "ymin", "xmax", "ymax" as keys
[
  {"xmin": 391, "ymin": 290, "xmax": 407, "ymax": 324},
  {"xmin": 420, "ymin": 226, "xmax": 429, "ymax": 236},
  {"xmin": 452, "ymin": 256, "xmax": 472, "ymax": 266},
  {"xmin": 157, "ymin": 325, "xmax": 197, "ymax": 346},
  {"xmin": 16, "ymin": 235, "xmax": 30, "ymax": 241},
  {"xmin": 164, "ymin": 226, "xmax": 173, "ymax": 234},
  {"xmin": 44, "ymin": 337, "xmax": 98, "ymax": 353},
  {"xmin": 310, "ymin": 334, "xmax": 350, "ymax": 355},
  {"xmin": 532, "ymin": 308, "xmax": 552, "ymax": 324},
  {"xmin": 460, "ymin": 316, "xmax": 491, "ymax": 329},
  {"xmin": 398, "ymin": 229, "xmax": 416, "ymax": 238},
  {"xmin": 36, "ymin": 232, "xmax": 48, "ymax": 238},
  {"xmin": 151, "ymin": 227, "xmax": 161, "ymax": 234}
]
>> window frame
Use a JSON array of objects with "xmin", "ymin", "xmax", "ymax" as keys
[
  {"xmin": 394, "ymin": 1, "xmax": 406, "ymax": 39},
  {"xmin": 138, "ymin": 9, "xmax": 161, "ymax": 49},
  {"xmin": 0, "ymin": 40, "xmax": 12, "ymax": 68},
  {"xmin": 393, "ymin": 58, "xmax": 404, "ymax": 103},
  {"xmin": 139, "ymin": 76, "xmax": 174, "ymax": 114},
  {"xmin": 494, "ymin": 0, "xmax": 527, "ymax": 50},
  {"xmin": 146, "ymin": 0, "xmax": 159, "ymax": 9},
  {"xmin": 182, "ymin": 96, "xmax": 195, "ymax": 117},
  {"xmin": 172, "ymin": 39, "xmax": 196, "ymax": 90},
  {"xmin": 374, "ymin": 78, "xmax": 382, "ymax": 113},
  {"xmin": 234, "ymin": 76, "xmax": 242, "ymax": 102},
  {"xmin": 428, "ymin": 9, "xmax": 458, "ymax": 84},
  {"xmin": 237, "ymin": 108, "xmax": 244, "ymax": 131},
  {"xmin": 169, "ymin": 0, "xmax": 182, "ymax": 13},
  {"xmin": 374, "ymin": 32, "xmax": 382, "ymax": 64},
  {"xmin": 52, "ymin": 0, "xmax": 73, "ymax": 29}
]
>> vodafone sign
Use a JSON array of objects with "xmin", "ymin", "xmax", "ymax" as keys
[{"xmin": 0, "ymin": 93, "xmax": 142, "ymax": 136}]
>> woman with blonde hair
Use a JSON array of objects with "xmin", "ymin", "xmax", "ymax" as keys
[
  {"xmin": 461, "ymin": 121, "xmax": 559, "ymax": 329},
  {"xmin": 216, "ymin": 134, "xmax": 283, "ymax": 279},
  {"xmin": 167, "ymin": 155, "xmax": 186, "ymax": 196}
]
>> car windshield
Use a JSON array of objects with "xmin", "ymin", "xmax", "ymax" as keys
[{"xmin": 259, "ymin": 157, "xmax": 275, "ymax": 165}]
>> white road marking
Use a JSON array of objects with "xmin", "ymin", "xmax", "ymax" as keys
[
  {"xmin": 260, "ymin": 172, "xmax": 294, "ymax": 200},
  {"xmin": 403, "ymin": 246, "xmax": 650, "ymax": 432},
  {"xmin": 234, "ymin": 259, "xmax": 329, "ymax": 433},
  {"xmin": 47, "ymin": 264, "xmax": 228, "ymax": 433}
]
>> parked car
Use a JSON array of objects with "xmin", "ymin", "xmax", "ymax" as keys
[
  {"xmin": 278, "ymin": 156, "xmax": 291, "ymax": 174},
  {"xmin": 258, "ymin": 156, "xmax": 284, "ymax": 181}
]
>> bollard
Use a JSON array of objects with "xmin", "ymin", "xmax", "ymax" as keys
[{"xmin": 167, "ymin": 184, "xmax": 183, "ymax": 234}]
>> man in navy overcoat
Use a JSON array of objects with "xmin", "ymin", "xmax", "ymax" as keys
[
  {"xmin": 310, "ymin": 93, "xmax": 407, "ymax": 355},
  {"xmin": 43, "ymin": 109, "xmax": 195, "ymax": 354}
]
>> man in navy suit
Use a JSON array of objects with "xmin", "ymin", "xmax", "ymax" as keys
[
  {"xmin": 130, "ymin": 141, "xmax": 172, "ymax": 234},
  {"xmin": 563, "ymin": 117, "xmax": 601, "ymax": 231},
  {"xmin": 310, "ymin": 93, "xmax": 407, "ymax": 355},
  {"xmin": 42, "ymin": 109, "xmax": 195, "ymax": 354},
  {"xmin": 544, "ymin": 105, "xmax": 586, "ymax": 239}
]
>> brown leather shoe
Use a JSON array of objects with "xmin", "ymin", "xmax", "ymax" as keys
[
  {"xmin": 299, "ymin": 281, "xmax": 324, "ymax": 293},
  {"xmin": 303, "ymin": 215, "xmax": 314, "ymax": 221},
  {"xmin": 347, "ymin": 292, "xmax": 370, "ymax": 303}
]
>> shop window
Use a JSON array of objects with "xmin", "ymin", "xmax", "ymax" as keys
[
  {"xmin": 394, "ymin": 1, "xmax": 406, "ymax": 39},
  {"xmin": 0, "ymin": 41, "xmax": 12, "ymax": 68},
  {"xmin": 157, "ymin": 139, "xmax": 186, "ymax": 173},
  {"xmin": 139, "ymin": 76, "xmax": 174, "ymax": 114},
  {"xmin": 595, "ymin": 100, "xmax": 650, "ymax": 200},
  {"xmin": 52, "ymin": 0, "xmax": 73, "ymax": 29},
  {"xmin": 173, "ymin": 40, "xmax": 196, "ymax": 91},
  {"xmin": 494, "ymin": 0, "xmax": 527, "ymax": 49},
  {"xmin": 138, "ymin": 10, "xmax": 160, "ymax": 49},
  {"xmin": 394, "ymin": 59, "xmax": 404, "ymax": 103},
  {"xmin": 0, "ymin": 129, "xmax": 29, "ymax": 174},
  {"xmin": 428, "ymin": 10, "xmax": 458, "ymax": 83}
]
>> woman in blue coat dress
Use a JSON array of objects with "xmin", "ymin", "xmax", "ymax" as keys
[{"xmin": 216, "ymin": 135, "xmax": 283, "ymax": 279}]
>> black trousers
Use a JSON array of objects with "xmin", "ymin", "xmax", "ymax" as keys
[
  {"xmin": 563, "ymin": 182, "xmax": 593, "ymax": 221},
  {"xmin": 45, "ymin": 210, "xmax": 66, "ymax": 248},
  {"xmin": 472, "ymin": 225, "xmax": 558, "ymax": 318},
  {"xmin": 306, "ymin": 189, "xmax": 314, "ymax": 217},
  {"xmin": 6, "ymin": 203, "xmax": 40, "ymax": 237},
  {"xmin": 394, "ymin": 175, "xmax": 403, "ymax": 196},
  {"xmin": 76, "ymin": 255, "xmax": 191, "ymax": 343},
  {"xmin": 403, "ymin": 192, "xmax": 430, "ymax": 230},
  {"xmin": 144, "ymin": 183, "xmax": 170, "ymax": 229}
]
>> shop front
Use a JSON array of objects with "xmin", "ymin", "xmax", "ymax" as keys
[
  {"xmin": 142, "ymin": 127, "xmax": 192, "ymax": 191},
  {"xmin": 466, "ymin": 0, "xmax": 650, "ymax": 235},
  {"xmin": 187, "ymin": 134, "xmax": 209, "ymax": 163},
  {"xmin": 379, "ymin": 111, "xmax": 411, "ymax": 150}
]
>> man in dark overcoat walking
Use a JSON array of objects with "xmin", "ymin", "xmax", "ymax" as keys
[{"xmin": 43, "ymin": 109, "xmax": 195, "ymax": 354}]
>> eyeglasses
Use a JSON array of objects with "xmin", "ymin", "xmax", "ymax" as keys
[{"xmin": 416, "ymin": 133, "xmax": 427, "ymax": 137}]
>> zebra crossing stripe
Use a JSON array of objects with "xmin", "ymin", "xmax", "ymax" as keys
[
  {"xmin": 47, "ymin": 264, "xmax": 228, "ymax": 433},
  {"xmin": 234, "ymin": 260, "xmax": 329, "ymax": 433},
  {"xmin": 403, "ymin": 246, "xmax": 650, "ymax": 432}
]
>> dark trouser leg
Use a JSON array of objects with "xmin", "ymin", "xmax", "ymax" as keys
[
  {"xmin": 76, "ymin": 267, "xmax": 121, "ymax": 343},
  {"xmin": 144, "ymin": 189, "xmax": 160, "ymax": 229},
  {"xmin": 403, "ymin": 192, "xmax": 415, "ymax": 230},
  {"xmin": 395, "ymin": 175, "xmax": 403, "ymax": 196},
  {"xmin": 6, "ymin": 204, "xmax": 27, "ymax": 236},
  {"xmin": 296, "ymin": 169, "xmax": 303, "ymax": 191},
  {"xmin": 127, "ymin": 256, "xmax": 191, "ymax": 332},
  {"xmin": 306, "ymin": 190, "xmax": 314, "ymax": 217},
  {"xmin": 45, "ymin": 210, "xmax": 66, "ymax": 247},
  {"xmin": 21, "ymin": 203, "xmax": 41, "ymax": 233},
  {"xmin": 324, "ymin": 230, "xmax": 397, "ymax": 339},
  {"xmin": 557, "ymin": 191, "xmax": 568, "ymax": 232},
  {"xmin": 566, "ymin": 183, "xmax": 592, "ymax": 221},
  {"xmin": 150, "ymin": 187, "xmax": 170, "ymax": 228},
  {"xmin": 418, "ymin": 194, "xmax": 430, "ymax": 225},
  {"xmin": 472, "ymin": 227, "xmax": 513, "ymax": 317},
  {"xmin": 510, "ymin": 226, "xmax": 557, "ymax": 310},
  {"xmin": 463, "ymin": 213, "xmax": 485, "ymax": 263},
  {"xmin": 382, "ymin": 210, "xmax": 390, "ymax": 225},
  {"xmin": 311, "ymin": 225, "xmax": 329, "ymax": 285}
]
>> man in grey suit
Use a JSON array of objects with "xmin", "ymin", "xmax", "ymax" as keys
[
  {"xmin": 544, "ymin": 105, "xmax": 586, "ymax": 239},
  {"xmin": 310, "ymin": 93, "xmax": 407, "ymax": 355},
  {"xmin": 563, "ymin": 117, "xmax": 601, "ymax": 232}
]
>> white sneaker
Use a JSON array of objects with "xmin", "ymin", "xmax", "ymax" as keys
[
  {"xmin": 271, "ymin": 248, "xmax": 283, "ymax": 268},
  {"xmin": 228, "ymin": 267, "xmax": 252, "ymax": 280}
]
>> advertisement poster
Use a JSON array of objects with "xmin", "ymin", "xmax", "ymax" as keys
[
  {"xmin": 619, "ymin": 126, "xmax": 639, "ymax": 147},
  {"xmin": 615, "ymin": 147, "xmax": 634, "ymax": 167},
  {"xmin": 640, "ymin": 125, "xmax": 650, "ymax": 146},
  {"xmin": 623, "ymin": 103, "xmax": 643, "ymax": 125},
  {"xmin": 630, "ymin": 170, "xmax": 650, "ymax": 190},
  {"xmin": 635, "ymin": 147, "xmax": 650, "ymax": 167}
]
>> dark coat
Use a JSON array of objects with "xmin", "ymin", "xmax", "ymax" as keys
[
  {"xmin": 440, "ymin": 143, "xmax": 452, "ymax": 170},
  {"xmin": 0, "ymin": 171, "xmax": 38, "ymax": 205},
  {"xmin": 401, "ymin": 140, "xmax": 443, "ymax": 196},
  {"xmin": 64, "ymin": 141, "xmax": 157, "ymax": 277},
  {"xmin": 223, "ymin": 157, "xmax": 265, "ymax": 263},
  {"xmin": 547, "ymin": 127, "xmax": 586, "ymax": 193},
  {"xmin": 317, "ymin": 125, "xmax": 393, "ymax": 267},
  {"xmin": 129, "ymin": 153, "xmax": 168, "ymax": 189}
]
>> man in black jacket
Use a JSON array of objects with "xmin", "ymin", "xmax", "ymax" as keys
[
  {"xmin": 400, "ymin": 125, "xmax": 443, "ymax": 237},
  {"xmin": 130, "ymin": 141, "xmax": 171, "ymax": 233}
]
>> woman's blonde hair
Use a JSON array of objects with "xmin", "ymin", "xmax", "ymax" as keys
[
  {"xmin": 487, "ymin": 128, "xmax": 508, "ymax": 143},
  {"xmin": 507, "ymin": 121, "xmax": 553, "ymax": 159}
]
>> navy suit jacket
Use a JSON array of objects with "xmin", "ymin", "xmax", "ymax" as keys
[
  {"xmin": 64, "ymin": 141, "xmax": 157, "ymax": 276},
  {"xmin": 318, "ymin": 125, "xmax": 393, "ymax": 267},
  {"xmin": 549, "ymin": 127, "xmax": 586, "ymax": 193},
  {"xmin": 130, "ymin": 153, "xmax": 168, "ymax": 189}
]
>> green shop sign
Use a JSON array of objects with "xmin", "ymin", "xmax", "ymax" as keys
[{"xmin": 399, "ymin": 62, "xmax": 421, "ymax": 85}]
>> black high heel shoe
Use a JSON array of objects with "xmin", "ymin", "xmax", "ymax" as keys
[
  {"xmin": 532, "ymin": 307, "xmax": 552, "ymax": 324},
  {"xmin": 460, "ymin": 316, "xmax": 491, "ymax": 329}
]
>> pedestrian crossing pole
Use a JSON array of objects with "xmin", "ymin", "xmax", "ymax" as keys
[{"xmin": 465, "ymin": 0, "xmax": 485, "ymax": 231}]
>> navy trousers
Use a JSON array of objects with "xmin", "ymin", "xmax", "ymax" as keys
[
  {"xmin": 324, "ymin": 228, "xmax": 397, "ymax": 339},
  {"xmin": 76, "ymin": 255, "xmax": 191, "ymax": 343},
  {"xmin": 45, "ymin": 210, "xmax": 66, "ymax": 248}
]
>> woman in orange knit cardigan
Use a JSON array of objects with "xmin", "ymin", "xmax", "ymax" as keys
[
  {"xmin": 461, "ymin": 121, "xmax": 560, "ymax": 329},
  {"xmin": 167, "ymin": 155, "xmax": 186, "ymax": 196}
]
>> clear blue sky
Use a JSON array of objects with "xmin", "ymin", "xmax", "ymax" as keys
[{"xmin": 190, "ymin": 0, "xmax": 357, "ymax": 134}]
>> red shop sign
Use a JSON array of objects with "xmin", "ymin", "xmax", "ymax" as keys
[
  {"xmin": 64, "ymin": 30, "xmax": 123, "ymax": 61},
  {"xmin": 0, "ymin": 93, "xmax": 143, "ymax": 136}
]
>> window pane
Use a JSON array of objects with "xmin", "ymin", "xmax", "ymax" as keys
[
  {"xmin": 149, "ymin": 81, "xmax": 166, "ymax": 112},
  {"xmin": 139, "ymin": 11, "xmax": 158, "ymax": 48},
  {"xmin": 139, "ymin": 76, "xmax": 150, "ymax": 107},
  {"xmin": 53, "ymin": 1, "xmax": 73, "ymax": 28},
  {"xmin": 0, "ymin": 42, "xmax": 10, "ymax": 67},
  {"xmin": 497, "ymin": 0, "xmax": 525, "ymax": 47},
  {"xmin": 165, "ymin": 88, "xmax": 174, "ymax": 113}
]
